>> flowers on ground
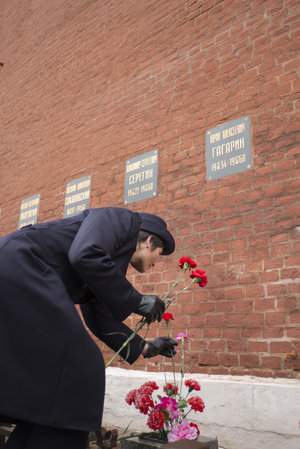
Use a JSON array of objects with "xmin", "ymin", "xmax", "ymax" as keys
[
  {"xmin": 167, "ymin": 419, "xmax": 199, "ymax": 443},
  {"xmin": 147, "ymin": 409, "xmax": 165, "ymax": 431},
  {"xmin": 125, "ymin": 331, "xmax": 205, "ymax": 443},
  {"xmin": 185, "ymin": 379, "xmax": 201, "ymax": 392},
  {"xmin": 164, "ymin": 382, "xmax": 178, "ymax": 396},
  {"xmin": 188, "ymin": 396, "xmax": 205, "ymax": 412},
  {"xmin": 126, "ymin": 375, "xmax": 205, "ymax": 441}
]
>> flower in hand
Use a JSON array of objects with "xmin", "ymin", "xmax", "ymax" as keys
[
  {"xmin": 190, "ymin": 269, "xmax": 208, "ymax": 287},
  {"xmin": 162, "ymin": 312, "xmax": 174, "ymax": 321},
  {"xmin": 179, "ymin": 257, "xmax": 197, "ymax": 271},
  {"xmin": 143, "ymin": 337, "xmax": 178, "ymax": 358},
  {"xmin": 176, "ymin": 332, "xmax": 188, "ymax": 343}
]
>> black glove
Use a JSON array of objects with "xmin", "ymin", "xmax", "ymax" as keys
[
  {"xmin": 143, "ymin": 337, "xmax": 178, "ymax": 358},
  {"xmin": 135, "ymin": 295, "xmax": 165, "ymax": 323}
]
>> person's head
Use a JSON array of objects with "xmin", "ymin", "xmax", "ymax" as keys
[
  {"xmin": 130, "ymin": 231, "xmax": 164, "ymax": 273},
  {"xmin": 130, "ymin": 212, "xmax": 175, "ymax": 273}
]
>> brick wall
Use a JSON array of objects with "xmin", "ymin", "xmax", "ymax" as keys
[{"xmin": 0, "ymin": 0, "xmax": 299, "ymax": 378}]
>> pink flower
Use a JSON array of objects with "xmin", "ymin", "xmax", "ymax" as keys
[
  {"xmin": 167, "ymin": 419, "xmax": 198, "ymax": 442},
  {"xmin": 190, "ymin": 269, "xmax": 208, "ymax": 287},
  {"xmin": 155, "ymin": 397, "xmax": 178, "ymax": 415},
  {"xmin": 185, "ymin": 379, "xmax": 201, "ymax": 391},
  {"xmin": 155, "ymin": 397, "xmax": 181, "ymax": 419},
  {"xmin": 179, "ymin": 257, "xmax": 197, "ymax": 270},
  {"xmin": 176, "ymin": 332, "xmax": 188, "ymax": 343},
  {"xmin": 147, "ymin": 409, "xmax": 165, "ymax": 431}
]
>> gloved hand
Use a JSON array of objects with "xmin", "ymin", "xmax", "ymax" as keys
[
  {"xmin": 135, "ymin": 295, "xmax": 165, "ymax": 323},
  {"xmin": 143, "ymin": 337, "xmax": 178, "ymax": 358}
]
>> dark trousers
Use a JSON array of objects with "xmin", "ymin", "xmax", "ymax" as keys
[{"xmin": 4, "ymin": 421, "xmax": 89, "ymax": 449}]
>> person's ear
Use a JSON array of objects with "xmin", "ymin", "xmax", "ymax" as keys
[{"xmin": 146, "ymin": 236, "xmax": 152, "ymax": 248}]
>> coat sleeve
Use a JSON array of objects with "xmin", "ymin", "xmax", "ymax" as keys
[
  {"xmin": 80, "ymin": 300, "xmax": 146, "ymax": 365},
  {"xmin": 68, "ymin": 208, "xmax": 142, "ymax": 322}
]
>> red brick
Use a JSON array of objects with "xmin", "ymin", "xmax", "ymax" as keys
[
  {"xmin": 259, "ymin": 270, "xmax": 280, "ymax": 282},
  {"xmin": 262, "ymin": 356, "xmax": 282, "ymax": 369},
  {"xmin": 242, "ymin": 328, "xmax": 262, "ymax": 338},
  {"xmin": 290, "ymin": 311, "xmax": 300, "ymax": 323},
  {"xmin": 255, "ymin": 298, "xmax": 275, "ymax": 310},
  {"xmin": 240, "ymin": 355, "xmax": 260, "ymax": 368},
  {"xmin": 248, "ymin": 341, "xmax": 268, "ymax": 353},
  {"xmin": 266, "ymin": 312, "xmax": 287, "ymax": 325},
  {"xmin": 262, "ymin": 327, "xmax": 284, "ymax": 338},
  {"xmin": 1, "ymin": 0, "xmax": 299, "ymax": 380},
  {"xmin": 219, "ymin": 354, "xmax": 239, "ymax": 367},
  {"xmin": 270, "ymin": 341, "xmax": 293, "ymax": 353},
  {"xmin": 208, "ymin": 340, "xmax": 225, "ymax": 351}
]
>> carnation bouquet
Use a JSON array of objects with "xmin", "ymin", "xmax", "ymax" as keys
[
  {"xmin": 125, "ymin": 331, "xmax": 205, "ymax": 443},
  {"xmin": 120, "ymin": 257, "xmax": 208, "ymax": 443}
]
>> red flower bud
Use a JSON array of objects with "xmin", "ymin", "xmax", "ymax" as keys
[{"xmin": 163, "ymin": 312, "xmax": 174, "ymax": 321}]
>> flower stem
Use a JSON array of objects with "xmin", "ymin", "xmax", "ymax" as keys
[
  {"xmin": 105, "ymin": 319, "xmax": 146, "ymax": 368},
  {"xmin": 166, "ymin": 320, "xmax": 177, "ymax": 388},
  {"xmin": 179, "ymin": 340, "xmax": 185, "ymax": 395},
  {"xmin": 162, "ymin": 270, "xmax": 185, "ymax": 302},
  {"xmin": 165, "ymin": 280, "xmax": 195, "ymax": 309}
]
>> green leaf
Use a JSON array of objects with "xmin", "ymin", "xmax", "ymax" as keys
[
  {"xmin": 178, "ymin": 399, "xmax": 188, "ymax": 409},
  {"xmin": 104, "ymin": 331, "xmax": 129, "ymax": 338},
  {"xmin": 124, "ymin": 344, "xmax": 131, "ymax": 361}
]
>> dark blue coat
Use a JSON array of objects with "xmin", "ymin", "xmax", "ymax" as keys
[{"xmin": 0, "ymin": 207, "xmax": 146, "ymax": 431}]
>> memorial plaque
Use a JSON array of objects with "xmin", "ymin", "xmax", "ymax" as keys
[
  {"xmin": 206, "ymin": 115, "xmax": 252, "ymax": 181},
  {"xmin": 63, "ymin": 175, "xmax": 91, "ymax": 217},
  {"xmin": 18, "ymin": 194, "xmax": 40, "ymax": 229},
  {"xmin": 124, "ymin": 149, "xmax": 158, "ymax": 205}
]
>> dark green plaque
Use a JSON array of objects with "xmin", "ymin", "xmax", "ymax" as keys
[
  {"xmin": 18, "ymin": 194, "xmax": 40, "ymax": 228},
  {"xmin": 63, "ymin": 175, "xmax": 91, "ymax": 217},
  {"xmin": 124, "ymin": 149, "xmax": 158, "ymax": 205},
  {"xmin": 206, "ymin": 116, "xmax": 252, "ymax": 181}
]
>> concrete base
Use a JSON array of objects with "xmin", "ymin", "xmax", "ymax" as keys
[
  {"xmin": 104, "ymin": 368, "xmax": 300, "ymax": 449},
  {"xmin": 121, "ymin": 436, "xmax": 218, "ymax": 449}
]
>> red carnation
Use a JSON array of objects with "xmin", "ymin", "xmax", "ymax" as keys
[
  {"xmin": 163, "ymin": 312, "xmax": 174, "ymax": 321},
  {"xmin": 139, "ymin": 385, "xmax": 155, "ymax": 395},
  {"xmin": 190, "ymin": 269, "xmax": 208, "ymax": 287},
  {"xmin": 190, "ymin": 422, "xmax": 200, "ymax": 435},
  {"xmin": 179, "ymin": 257, "xmax": 197, "ymax": 270},
  {"xmin": 147, "ymin": 409, "xmax": 165, "ymax": 431},
  {"xmin": 125, "ymin": 389, "xmax": 137, "ymax": 405},
  {"xmin": 185, "ymin": 379, "xmax": 201, "ymax": 391},
  {"xmin": 142, "ymin": 381, "xmax": 159, "ymax": 390},
  {"xmin": 163, "ymin": 382, "xmax": 178, "ymax": 396},
  {"xmin": 188, "ymin": 396, "xmax": 205, "ymax": 413},
  {"xmin": 134, "ymin": 391, "xmax": 154, "ymax": 415}
]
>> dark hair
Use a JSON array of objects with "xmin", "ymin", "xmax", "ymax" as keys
[{"xmin": 137, "ymin": 230, "xmax": 164, "ymax": 252}]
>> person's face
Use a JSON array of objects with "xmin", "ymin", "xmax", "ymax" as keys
[{"xmin": 130, "ymin": 236, "xmax": 163, "ymax": 273}]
